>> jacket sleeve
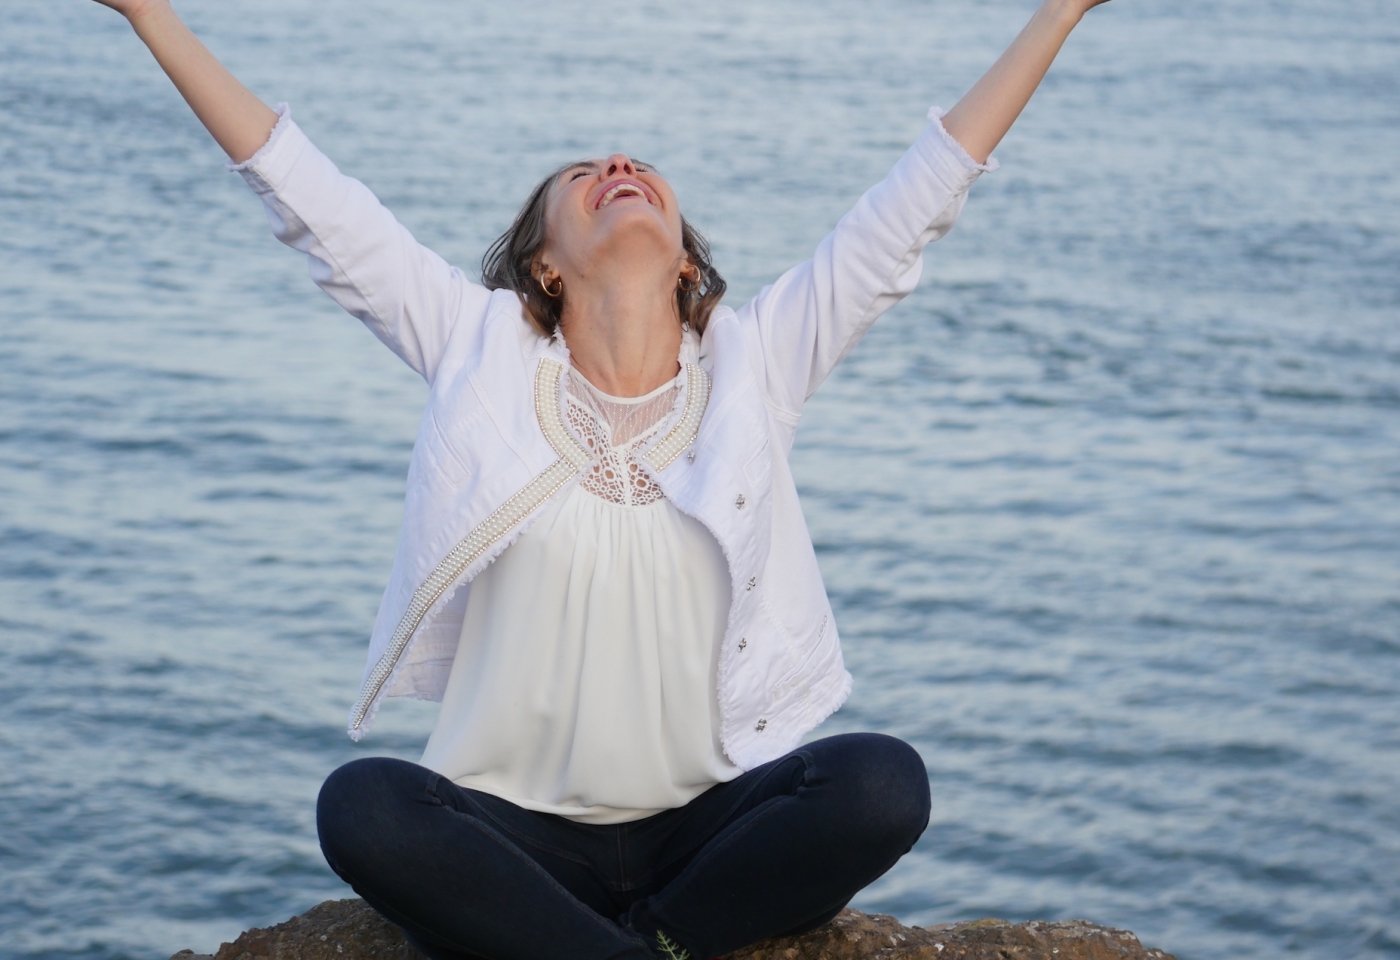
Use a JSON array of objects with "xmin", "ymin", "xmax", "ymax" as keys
[
  {"xmin": 739, "ymin": 105, "xmax": 998, "ymax": 418},
  {"xmin": 228, "ymin": 103, "xmax": 492, "ymax": 384}
]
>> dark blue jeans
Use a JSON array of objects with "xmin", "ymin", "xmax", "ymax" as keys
[{"xmin": 316, "ymin": 732, "xmax": 930, "ymax": 960}]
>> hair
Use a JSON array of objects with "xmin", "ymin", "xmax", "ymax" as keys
[{"xmin": 481, "ymin": 160, "xmax": 727, "ymax": 338}]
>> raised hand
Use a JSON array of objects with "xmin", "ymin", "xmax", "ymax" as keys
[
  {"xmin": 88, "ymin": 0, "xmax": 170, "ymax": 20},
  {"xmin": 940, "ymin": 0, "xmax": 1119, "ymax": 167},
  {"xmin": 82, "ymin": 0, "xmax": 278, "ymax": 163}
]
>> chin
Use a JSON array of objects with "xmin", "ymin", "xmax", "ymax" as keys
[{"xmin": 590, "ymin": 219, "xmax": 683, "ymax": 266}]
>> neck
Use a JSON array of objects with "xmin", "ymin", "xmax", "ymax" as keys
[{"xmin": 559, "ymin": 270, "xmax": 683, "ymax": 397}]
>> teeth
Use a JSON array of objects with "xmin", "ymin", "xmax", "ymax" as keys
[{"xmin": 599, "ymin": 183, "xmax": 646, "ymax": 208}]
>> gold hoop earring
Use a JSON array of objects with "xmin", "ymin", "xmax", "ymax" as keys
[
  {"xmin": 538, "ymin": 274, "xmax": 563, "ymax": 299},
  {"xmin": 678, "ymin": 267, "xmax": 700, "ymax": 293}
]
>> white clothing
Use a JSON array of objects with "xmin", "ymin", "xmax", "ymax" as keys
[
  {"xmin": 421, "ymin": 365, "xmax": 741, "ymax": 823},
  {"xmin": 229, "ymin": 103, "xmax": 997, "ymax": 768},
  {"xmin": 419, "ymin": 484, "xmax": 740, "ymax": 823}
]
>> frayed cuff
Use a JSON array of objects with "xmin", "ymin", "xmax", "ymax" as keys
[
  {"xmin": 927, "ymin": 104, "xmax": 1001, "ymax": 174},
  {"xmin": 226, "ymin": 102, "xmax": 294, "ymax": 179}
]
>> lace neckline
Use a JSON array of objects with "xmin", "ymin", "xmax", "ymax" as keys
[
  {"xmin": 534, "ymin": 358, "xmax": 711, "ymax": 509},
  {"xmin": 567, "ymin": 365, "xmax": 683, "ymax": 449},
  {"xmin": 572, "ymin": 367, "xmax": 681, "ymax": 406},
  {"xmin": 536, "ymin": 359, "xmax": 700, "ymax": 509}
]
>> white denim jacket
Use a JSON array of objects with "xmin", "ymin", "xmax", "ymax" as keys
[{"xmin": 231, "ymin": 103, "xmax": 996, "ymax": 769}]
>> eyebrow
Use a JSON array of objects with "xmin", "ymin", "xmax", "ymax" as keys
[{"xmin": 561, "ymin": 159, "xmax": 657, "ymax": 177}]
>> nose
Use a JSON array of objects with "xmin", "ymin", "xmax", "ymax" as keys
[{"xmin": 602, "ymin": 153, "xmax": 637, "ymax": 178}]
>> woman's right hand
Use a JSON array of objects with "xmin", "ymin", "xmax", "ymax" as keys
[
  {"xmin": 89, "ymin": 0, "xmax": 170, "ymax": 22},
  {"xmin": 83, "ymin": 0, "xmax": 279, "ymax": 164}
]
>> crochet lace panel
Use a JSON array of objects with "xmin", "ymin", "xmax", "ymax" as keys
[{"xmin": 565, "ymin": 371, "xmax": 680, "ymax": 507}]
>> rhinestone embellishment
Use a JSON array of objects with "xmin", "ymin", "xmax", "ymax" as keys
[
  {"xmin": 735, "ymin": 494, "xmax": 746, "ymax": 510},
  {"xmin": 746, "ymin": 576, "xmax": 757, "ymax": 591},
  {"xmin": 755, "ymin": 719, "xmax": 768, "ymax": 732},
  {"xmin": 738, "ymin": 638, "xmax": 748, "ymax": 651},
  {"xmin": 642, "ymin": 363, "xmax": 711, "ymax": 472}
]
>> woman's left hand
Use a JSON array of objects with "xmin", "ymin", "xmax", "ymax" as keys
[
  {"xmin": 942, "ymin": 0, "xmax": 1124, "ymax": 165},
  {"xmin": 1056, "ymin": 0, "xmax": 1115, "ymax": 18}
]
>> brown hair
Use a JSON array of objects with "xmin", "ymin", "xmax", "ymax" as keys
[{"xmin": 481, "ymin": 160, "xmax": 727, "ymax": 337}]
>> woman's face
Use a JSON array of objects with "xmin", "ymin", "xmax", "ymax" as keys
[{"xmin": 539, "ymin": 153, "xmax": 687, "ymax": 280}]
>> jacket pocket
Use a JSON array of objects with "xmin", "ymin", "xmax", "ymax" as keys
[
  {"xmin": 770, "ymin": 611, "xmax": 832, "ymax": 700},
  {"xmin": 420, "ymin": 407, "xmax": 475, "ymax": 485},
  {"xmin": 742, "ymin": 427, "xmax": 772, "ymax": 490}
]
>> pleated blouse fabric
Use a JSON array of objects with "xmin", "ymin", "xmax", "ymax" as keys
[{"xmin": 419, "ymin": 366, "xmax": 742, "ymax": 823}]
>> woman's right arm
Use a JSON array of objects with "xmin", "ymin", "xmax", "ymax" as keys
[
  {"xmin": 91, "ymin": 0, "xmax": 489, "ymax": 382},
  {"xmin": 92, "ymin": 0, "xmax": 278, "ymax": 163}
]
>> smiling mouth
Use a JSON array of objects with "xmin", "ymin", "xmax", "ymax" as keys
[{"xmin": 597, "ymin": 183, "xmax": 648, "ymax": 209}]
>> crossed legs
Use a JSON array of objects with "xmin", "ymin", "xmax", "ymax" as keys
[{"xmin": 316, "ymin": 732, "xmax": 931, "ymax": 960}]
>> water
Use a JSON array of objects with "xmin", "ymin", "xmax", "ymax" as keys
[{"xmin": 3, "ymin": 1, "xmax": 1398, "ymax": 958}]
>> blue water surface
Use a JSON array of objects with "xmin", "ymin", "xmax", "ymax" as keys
[{"xmin": 3, "ymin": 1, "xmax": 1398, "ymax": 958}]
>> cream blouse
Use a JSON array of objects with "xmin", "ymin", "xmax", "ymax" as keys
[{"xmin": 418, "ymin": 364, "xmax": 743, "ymax": 823}]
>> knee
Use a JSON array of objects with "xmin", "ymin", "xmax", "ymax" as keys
[
  {"xmin": 828, "ymin": 733, "xmax": 931, "ymax": 849},
  {"xmin": 316, "ymin": 757, "xmax": 425, "ymax": 876}
]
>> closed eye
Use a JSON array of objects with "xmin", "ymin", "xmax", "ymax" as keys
[{"xmin": 562, "ymin": 160, "xmax": 656, "ymax": 183}]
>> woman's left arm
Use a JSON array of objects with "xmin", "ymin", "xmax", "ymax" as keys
[
  {"xmin": 740, "ymin": 0, "xmax": 1115, "ymax": 418},
  {"xmin": 941, "ymin": 0, "xmax": 1113, "ymax": 165}
]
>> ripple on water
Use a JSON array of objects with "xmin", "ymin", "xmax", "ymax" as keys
[{"xmin": 6, "ymin": 3, "xmax": 1400, "ymax": 960}]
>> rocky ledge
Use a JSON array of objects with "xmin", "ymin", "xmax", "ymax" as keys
[{"xmin": 171, "ymin": 898, "xmax": 1176, "ymax": 960}]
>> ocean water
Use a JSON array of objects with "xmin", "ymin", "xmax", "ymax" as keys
[{"xmin": 3, "ymin": 1, "xmax": 1398, "ymax": 958}]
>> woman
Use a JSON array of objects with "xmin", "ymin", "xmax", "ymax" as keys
[{"xmin": 91, "ymin": 1, "xmax": 1116, "ymax": 957}]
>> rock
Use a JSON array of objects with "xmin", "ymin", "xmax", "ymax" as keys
[
  {"xmin": 742, "ymin": 911, "xmax": 1179, "ymax": 959},
  {"xmin": 171, "ymin": 898, "xmax": 1176, "ymax": 960},
  {"xmin": 168, "ymin": 898, "xmax": 422, "ymax": 960}
]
